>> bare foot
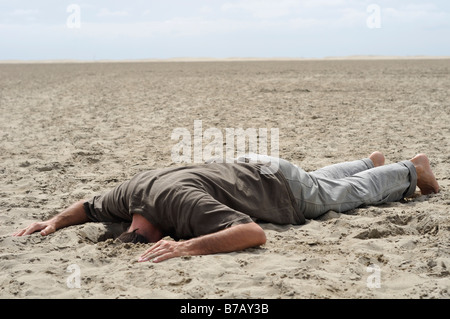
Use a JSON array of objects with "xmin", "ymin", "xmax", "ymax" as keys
[
  {"xmin": 369, "ymin": 151, "xmax": 385, "ymax": 167},
  {"xmin": 410, "ymin": 154, "xmax": 440, "ymax": 195}
]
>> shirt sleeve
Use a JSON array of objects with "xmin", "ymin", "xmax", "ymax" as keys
[
  {"xmin": 83, "ymin": 181, "xmax": 132, "ymax": 223},
  {"xmin": 173, "ymin": 186, "xmax": 254, "ymax": 239}
]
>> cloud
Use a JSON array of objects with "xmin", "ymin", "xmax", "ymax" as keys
[
  {"xmin": 71, "ymin": 18, "xmax": 257, "ymax": 39},
  {"xmin": 8, "ymin": 9, "xmax": 40, "ymax": 17},
  {"xmin": 220, "ymin": 0, "xmax": 357, "ymax": 19},
  {"xmin": 2, "ymin": 8, "xmax": 40, "ymax": 23},
  {"xmin": 383, "ymin": 3, "xmax": 450, "ymax": 27},
  {"xmin": 97, "ymin": 8, "xmax": 130, "ymax": 18},
  {"xmin": 221, "ymin": 0, "xmax": 302, "ymax": 19}
]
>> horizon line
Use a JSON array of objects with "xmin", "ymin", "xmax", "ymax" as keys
[{"xmin": 1, "ymin": 55, "xmax": 450, "ymax": 64}]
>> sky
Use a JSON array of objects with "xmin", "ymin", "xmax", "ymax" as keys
[{"xmin": 1, "ymin": 0, "xmax": 449, "ymax": 60}]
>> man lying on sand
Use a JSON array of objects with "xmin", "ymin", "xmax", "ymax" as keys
[{"xmin": 13, "ymin": 152, "xmax": 439, "ymax": 263}]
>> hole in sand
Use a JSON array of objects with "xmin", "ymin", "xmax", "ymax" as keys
[{"xmin": 77, "ymin": 222, "xmax": 130, "ymax": 243}]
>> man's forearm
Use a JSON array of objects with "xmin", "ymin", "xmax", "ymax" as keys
[
  {"xmin": 139, "ymin": 222, "xmax": 267, "ymax": 263},
  {"xmin": 13, "ymin": 199, "xmax": 90, "ymax": 237},
  {"xmin": 50, "ymin": 200, "xmax": 90, "ymax": 230},
  {"xmin": 182, "ymin": 223, "xmax": 266, "ymax": 256}
]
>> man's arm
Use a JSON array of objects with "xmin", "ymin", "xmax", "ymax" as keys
[
  {"xmin": 138, "ymin": 222, "xmax": 267, "ymax": 263},
  {"xmin": 12, "ymin": 200, "xmax": 90, "ymax": 237}
]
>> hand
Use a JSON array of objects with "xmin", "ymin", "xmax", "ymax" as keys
[
  {"xmin": 12, "ymin": 200, "xmax": 89, "ymax": 238},
  {"xmin": 138, "ymin": 239, "xmax": 187, "ymax": 263},
  {"xmin": 12, "ymin": 221, "xmax": 57, "ymax": 237}
]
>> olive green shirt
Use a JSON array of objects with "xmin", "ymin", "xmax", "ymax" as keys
[{"xmin": 84, "ymin": 162, "xmax": 305, "ymax": 240}]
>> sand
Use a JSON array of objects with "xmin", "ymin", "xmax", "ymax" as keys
[{"xmin": 0, "ymin": 59, "xmax": 449, "ymax": 299}]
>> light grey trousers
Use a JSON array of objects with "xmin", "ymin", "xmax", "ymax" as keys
[{"xmin": 238, "ymin": 154, "xmax": 417, "ymax": 219}]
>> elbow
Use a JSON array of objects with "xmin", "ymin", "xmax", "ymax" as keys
[
  {"xmin": 251, "ymin": 224, "xmax": 267, "ymax": 246},
  {"xmin": 258, "ymin": 230, "xmax": 267, "ymax": 246},
  {"xmin": 234, "ymin": 222, "xmax": 267, "ymax": 250}
]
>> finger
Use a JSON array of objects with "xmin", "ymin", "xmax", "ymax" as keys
[
  {"xmin": 13, "ymin": 227, "xmax": 32, "ymax": 237},
  {"xmin": 139, "ymin": 242, "xmax": 174, "ymax": 262},
  {"xmin": 152, "ymin": 252, "xmax": 176, "ymax": 263},
  {"xmin": 12, "ymin": 228, "xmax": 26, "ymax": 237},
  {"xmin": 138, "ymin": 252, "xmax": 158, "ymax": 262},
  {"xmin": 140, "ymin": 243, "xmax": 180, "ymax": 263},
  {"xmin": 40, "ymin": 225, "xmax": 55, "ymax": 236},
  {"xmin": 139, "ymin": 247, "xmax": 166, "ymax": 262},
  {"xmin": 139, "ymin": 241, "xmax": 165, "ymax": 258},
  {"xmin": 139, "ymin": 247, "xmax": 158, "ymax": 259},
  {"xmin": 23, "ymin": 223, "xmax": 44, "ymax": 236}
]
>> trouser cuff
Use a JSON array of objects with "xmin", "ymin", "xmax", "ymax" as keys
[
  {"xmin": 400, "ymin": 160, "xmax": 418, "ymax": 198},
  {"xmin": 362, "ymin": 158, "xmax": 375, "ymax": 170}
]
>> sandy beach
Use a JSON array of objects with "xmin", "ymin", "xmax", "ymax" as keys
[{"xmin": 0, "ymin": 59, "xmax": 449, "ymax": 299}]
